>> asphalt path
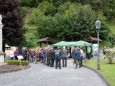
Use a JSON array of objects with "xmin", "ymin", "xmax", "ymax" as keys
[{"xmin": 0, "ymin": 59, "xmax": 107, "ymax": 86}]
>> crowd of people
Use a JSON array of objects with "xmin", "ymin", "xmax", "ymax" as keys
[{"xmin": 9, "ymin": 46, "xmax": 92, "ymax": 69}]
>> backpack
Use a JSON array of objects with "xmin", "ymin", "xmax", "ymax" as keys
[{"xmin": 55, "ymin": 50, "xmax": 60, "ymax": 57}]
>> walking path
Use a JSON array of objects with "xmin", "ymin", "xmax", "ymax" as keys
[{"xmin": 0, "ymin": 59, "xmax": 108, "ymax": 86}]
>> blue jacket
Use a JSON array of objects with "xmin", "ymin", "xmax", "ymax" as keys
[
  {"xmin": 43, "ymin": 49, "xmax": 47, "ymax": 58},
  {"xmin": 74, "ymin": 49, "xmax": 81, "ymax": 60}
]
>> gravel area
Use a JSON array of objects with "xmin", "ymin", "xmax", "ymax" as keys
[{"xmin": 0, "ymin": 59, "xmax": 108, "ymax": 86}]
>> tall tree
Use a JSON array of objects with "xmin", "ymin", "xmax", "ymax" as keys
[{"xmin": 0, "ymin": 0, "xmax": 25, "ymax": 51}]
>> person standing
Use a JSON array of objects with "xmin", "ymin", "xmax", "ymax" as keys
[
  {"xmin": 55, "ymin": 48, "xmax": 61, "ymax": 69},
  {"xmin": 43, "ymin": 48, "xmax": 47, "ymax": 65},
  {"xmin": 14, "ymin": 48, "xmax": 19, "ymax": 60},
  {"xmin": 21, "ymin": 48, "xmax": 26, "ymax": 60},
  {"xmin": 72, "ymin": 47, "xmax": 76, "ymax": 64},
  {"xmin": 80, "ymin": 48, "xmax": 84, "ymax": 67},
  {"xmin": 29, "ymin": 49, "xmax": 35, "ymax": 63},
  {"xmin": 10, "ymin": 49, "xmax": 14, "ymax": 60},
  {"xmin": 87, "ymin": 46, "xmax": 91, "ymax": 60},
  {"xmin": 46, "ymin": 48, "xmax": 50, "ymax": 66},
  {"xmin": 49, "ymin": 48, "xmax": 55, "ymax": 67},
  {"xmin": 34, "ymin": 48, "xmax": 38, "ymax": 64},
  {"xmin": 40, "ymin": 48, "xmax": 44, "ymax": 63},
  {"xmin": 25, "ymin": 48, "xmax": 28, "ymax": 61},
  {"xmin": 61, "ymin": 47, "xmax": 68, "ymax": 67},
  {"xmin": 74, "ymin": 47, "xmax": 81, "ymax": 68}
]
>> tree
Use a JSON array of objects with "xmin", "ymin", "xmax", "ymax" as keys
[
  {"xmin": 21, "ymin": 0, "xmax": 39, "ymax": 7},
  {"xmin": 25, "ymin": 1, "xmax": 110, "ymax": 44},
  {"xmin": 70, "ymin": 5, "xmax": 96, "ymax": 40},
  {"xmin": 0, "ymin": 0, "xmax": 25, "ymax": 51},
  {"xmin": 109, "ymin": 34, "xmax": 115, "ymax": 47}
]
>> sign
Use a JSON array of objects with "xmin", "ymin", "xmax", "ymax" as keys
[
  {"xmin": 17, "ymin": 55, "xmax": 23, "ymax": 60},
  {"xmin": 92, "ymin": 44, "xmax": 98, "ymax": 58}
]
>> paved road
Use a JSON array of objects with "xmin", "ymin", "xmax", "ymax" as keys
[{"xmin": 0, "ymin": 59, "xmax": 107, "ymax": 86}]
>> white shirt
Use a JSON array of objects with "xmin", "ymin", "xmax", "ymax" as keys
[
  {"xmin": 10, "ymin": 50, "xmax": 14, "ymax": 57},
  {"xmin": 80, "ymin": 49, "xmax": 84, "ymax": 57}
]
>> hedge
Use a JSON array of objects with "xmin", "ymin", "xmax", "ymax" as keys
[{"xmin": 6, "ymin": 60, "xmax": 29, "ymax": 66}]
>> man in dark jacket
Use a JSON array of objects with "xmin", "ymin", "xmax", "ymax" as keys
[
  {"xmin": 49, "ymin": 48, "xmax": 55, "ymax": 67},
  {"xmin": 74, "ymin": 47, "xmax": 81, "ymax": 68},
  {"xmin": 55, "ymin": 48, "xmax": 61, "ymax": 69}
]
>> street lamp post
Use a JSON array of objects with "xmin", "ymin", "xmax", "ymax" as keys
[{"xmin": 95, "ymin": 19, "xmax": 101, "ymax": 70}]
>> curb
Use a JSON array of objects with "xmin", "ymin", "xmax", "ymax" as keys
[
  {"xmin": 0, "ymin": 65, "xmax": 30, "ymax": 74},
  {"xmin": 84, "ymin": 65, "xmax": 111, "ymax": 86}
]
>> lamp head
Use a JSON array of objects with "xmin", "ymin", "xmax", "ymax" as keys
[{"xmin": 95, "ymin": 19, "xmax": 101, "ymax": 30}]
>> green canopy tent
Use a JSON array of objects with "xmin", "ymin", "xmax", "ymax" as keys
[
  {"xmin": 52, "ymin": 40, "xmax": 92, "ymax": 58},
  {"xmin": 52, "ymin": 41, "xmax": 69, "ymax": 46},
  {"xmin": 73, "ymin": 40, "xmax": 93, "ymax": 46},
  {"xmin": 63, "ymin": 41, "xmax": 92, "ymax": 46},
  {"xmin": 52, "ymin": 41, "xmax": 92, "ymax": 47},
  {"xmin": 66, "ymin": 42, "xmax": 78, "ymax": 46}
]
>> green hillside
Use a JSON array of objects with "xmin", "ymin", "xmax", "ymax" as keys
[
  {"xmin": 20, "ymin": 0, "xmax": 115, "ymax": 48},
  {"xmin": 109, "ymin": 23, "xmax": 115, "ymax": 34}
]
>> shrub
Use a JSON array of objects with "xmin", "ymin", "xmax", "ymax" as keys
[
  {"xmin": 21, "ymin": 61, "xmax": 29, "ymax": 66},
  {"xmin": 105, "ymin": 48, "xmax": 115, "ymax": 64},
  {"xmin": 6, "ymin": 60, "xmax": 29, "ymax": 66}
]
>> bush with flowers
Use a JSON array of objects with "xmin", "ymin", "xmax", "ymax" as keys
[{"xmin": 105, "ymin": 48, "xmax": 115, "ymax": 64}]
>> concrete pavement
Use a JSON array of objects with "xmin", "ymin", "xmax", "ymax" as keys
[{"xmin": 0, "ymin": 59, "xmax": 108, "ymax": 86}]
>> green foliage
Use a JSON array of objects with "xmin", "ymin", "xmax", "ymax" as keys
[
  {"xmin": 22, "ymin": 1, "xmax": 112, "ymax": 48},
  {"xmin": 21, "ymin": 0, "xmax": 38, "ymax": 7},
  {"xmin": 104, "ymin": 48, "xmax": 115, "ymax": 63},
  {"xmin": 0, "ymin": 0, "xmax": 25, "ymax": 48},
  {"xmin": 6, "ymin": 60, "xmax": 19, "ymax": 65},
  {"xmin": 108, "ymin": 34, "xmax": 115, "ymax": 47},
  {"xmin": 100, "ymin": 22, "xmax": 110, "ymax": 40},
  {"xmin": 37, "ymin": 1, "xmax": 57, "ymax": 16},
  {"xmin": 6, "ymin": 60, "xmax": 29, "ymax": 66},
  {"xmin": 72, "ymin": 0, "xmax": 115, "ymax": 20},
  {"xmin": 70, "ymin": 5, "xmax": 96, "ymax": 40},
  {"xmin": 21, "ymin": 61, "xmax": 29, "ymax": 66},
  {"xmin": 20, "ymin": 7, "xmax": 39, "ymax": 48},
  {"xmin": 20, "ymin": 0, "xmax": 115, "ymax": 20},
  {"xmin": 23, "ymin": 1, "xmax": 110, "ymax": 43},
  {"xmin": 109, "ymin": 23, "xmax": 115, "ymax": 35}
]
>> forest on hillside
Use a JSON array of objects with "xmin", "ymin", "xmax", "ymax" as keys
[{"xmin": 20, "ymin": 0, "xmax": 115, "ymax": 48}]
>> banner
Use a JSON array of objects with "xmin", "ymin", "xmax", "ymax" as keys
[{"xmin": 92, "ymin": 44, "xmax": 98, "ymax": 58}]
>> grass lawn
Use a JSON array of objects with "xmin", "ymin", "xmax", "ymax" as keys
[{"xmin": 84, "ymin": 59, "xmax": 115, "ymax": 86}]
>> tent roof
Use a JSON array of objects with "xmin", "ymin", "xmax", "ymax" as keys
[{"xmin": 52, "ymin": 40, "xmax": 92, "ymax": 46}]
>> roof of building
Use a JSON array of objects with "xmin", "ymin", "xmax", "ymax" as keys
[
  {"xmin": 37, "ymin": 37, "xmax": 55, "ymax": 44},
  {"xmin": 84, "ymin": 36, "xmax": 102, "ymax": 43}
]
